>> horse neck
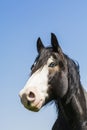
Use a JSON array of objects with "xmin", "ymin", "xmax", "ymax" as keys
[
  {"xmin": 57, "ymin": 57, "xmax": 87, "ymax": 129},
  {"xmin": 58, "ymin": 82, "xmax": 87, "ymax": 130}
]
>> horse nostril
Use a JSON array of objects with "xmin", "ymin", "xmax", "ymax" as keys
[{"xmin": 29, "ymin": 91, "xmax": 35, "ymax": 99}]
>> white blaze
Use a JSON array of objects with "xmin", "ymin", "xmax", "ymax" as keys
[
  {"xmin": 19, "ymin": 57, "xmax": 55, "ymax": 111},
  {"xmin": 19, "ymin": 64, "xmax": 49, "ymax": 110}
]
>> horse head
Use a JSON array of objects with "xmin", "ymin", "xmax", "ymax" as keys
[{"xmin": 19, "ymin": 33, "xmax": 69, "ymax": 112}]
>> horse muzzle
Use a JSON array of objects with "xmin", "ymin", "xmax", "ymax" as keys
[{"xmin": 19, "ymin": 88, "xmax": 45, "ymax": 112}]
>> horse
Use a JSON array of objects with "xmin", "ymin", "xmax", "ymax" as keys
[{"xmin": 19, "ymin": 33, "xmax": 87, "ymax": 130}]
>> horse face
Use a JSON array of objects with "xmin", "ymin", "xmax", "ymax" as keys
[
  {"xmin": 19, "ymin": 33, "xmax": 68, "ymax": 112},
  {"xmin": 19, "ymin": 63, "xmax": 49, "ymax": 112}
]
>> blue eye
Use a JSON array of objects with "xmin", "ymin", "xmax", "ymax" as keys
[{"xmin": 48, "ymin": 62, "xmax": 56, "ymax": 67}]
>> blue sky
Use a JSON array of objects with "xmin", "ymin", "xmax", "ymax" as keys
[{"xmin": 0, "ymin": 0, "xmax": 87, "ymax": 130}]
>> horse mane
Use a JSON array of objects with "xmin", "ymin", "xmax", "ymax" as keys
[
  {"xmin": 53, "ymin": 54, "xmax": 87, "ymax": 130},
  {"xmin": 63, "ymin": 54, "xmax": 81, "ymax": 104}
]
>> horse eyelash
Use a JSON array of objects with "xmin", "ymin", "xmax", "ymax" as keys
[
  {"xmin": 31, "ymin": 65, "xmax": 34, "ymax": 70},
  {"xmin": 31, "ymin": 63, "xmax": 36, "ymax": 70}
]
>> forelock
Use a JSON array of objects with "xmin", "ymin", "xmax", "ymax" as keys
[{"xmin": 31, "ymin": 47, "xmax": 53, "ymax": 73}]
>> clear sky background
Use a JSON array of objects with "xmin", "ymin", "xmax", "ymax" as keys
[{"xmin": 0, "ymin": 1, "xmax": 87, "ymax": 130}]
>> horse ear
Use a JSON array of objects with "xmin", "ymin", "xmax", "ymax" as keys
[
  {"xmin": 51, "ymin": 33, "xmax": 63, "ymax": 54},
  {"xmin": 37, "ymin": 37, "xmax": 44, "ymax": 53}
]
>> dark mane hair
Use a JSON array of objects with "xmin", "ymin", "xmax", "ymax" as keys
[{"xmin": 63, "ymin": 55, "xmax": 80, "ymax": 103}]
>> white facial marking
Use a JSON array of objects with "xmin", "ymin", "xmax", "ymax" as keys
[
  {"xmin": 19, "ymin": 65, "xmax": 49, "ymax": 110},
  {"xmin": 21, "ymin": 65, "xmax": 49, "ymax": 95},
  {"xmin": 19, "ymin": 56, "xmax": 55, "ymax": 111}
]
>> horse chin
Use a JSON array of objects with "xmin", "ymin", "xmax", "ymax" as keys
[
  {"xmin": 26, "ymin": 106, "xmax": 41, "ymax": 112},
  {"xmin": 24, "ymin": 100, "xmax": 44, "ymax": 112}
]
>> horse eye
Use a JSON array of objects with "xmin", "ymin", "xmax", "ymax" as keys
[{"xmin": 48, "ymin": 62, "xmax": 56, "ymax": 68}]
